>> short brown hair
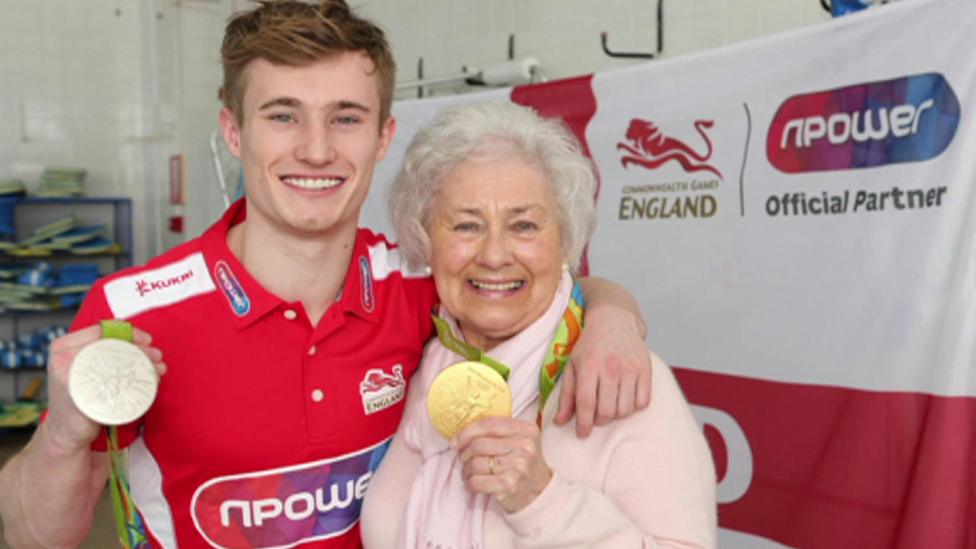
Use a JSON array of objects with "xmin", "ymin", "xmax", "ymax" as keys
[{"xmin": 221, "ymin": 0, "xmax": 396, "ymax": 125}]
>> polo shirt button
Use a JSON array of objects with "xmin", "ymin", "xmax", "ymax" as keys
[
  {"xmin": 311, "ymin": 389, "xmax": 324, "ymax": 402},
  {"xmin": 283, "ymin": 309, "xmax": 297, "ymax": 320},
  {"xmin": 308, "ymin": 345, "xmax": 317, "ymax": 356}
]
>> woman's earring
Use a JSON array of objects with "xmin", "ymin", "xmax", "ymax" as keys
[{"xmin": 561, "ymin": 262, "xmax": 569, "ymax": 272}]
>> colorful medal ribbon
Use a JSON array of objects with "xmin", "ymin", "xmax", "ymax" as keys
[
  {"xmin": 537, "ymin": 282, "xmax": 584, "ymax": 426},
  {"xmin": 100, "ymin": 320, "xmax": 151, "ymax": 549},
  {"xmin": 430, "ymin": 280, "xmax": 585, "ymax": 428}
]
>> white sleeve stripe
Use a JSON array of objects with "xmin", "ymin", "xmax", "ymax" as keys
[
  {"xmin": 367, "ymin": 242, "xmax": 430, "ymax": 281},
  {"xmin": 129, "ymin": 437, "xmax": 177, "ymax": 548}
]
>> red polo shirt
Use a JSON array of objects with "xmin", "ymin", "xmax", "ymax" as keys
[{"xmin": 72, "ymin": 199, "xmax": 437, "ymax": 548}]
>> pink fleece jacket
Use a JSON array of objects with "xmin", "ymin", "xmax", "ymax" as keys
[{"xmin": 361, "ymin": 347, "xmax": 717, "ymax": 548}]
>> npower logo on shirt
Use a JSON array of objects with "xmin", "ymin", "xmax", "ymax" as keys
[
  {"xmin": 766, "ymin": 73, "xmax": 960, "ymax": 173},
  {"xmin": 191, "ymin": 439, "xmax": 391, "ymax": 549},
  {"xmin": 213, "ymin": 260, "xmax": 250, "ymax": 317}
]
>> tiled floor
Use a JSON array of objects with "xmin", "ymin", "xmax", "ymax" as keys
[{"xmin": 0, "ymin": 429, "xmax": 117, "ymax": 549}]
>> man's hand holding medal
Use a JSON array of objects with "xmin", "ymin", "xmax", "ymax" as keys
[{"xmin": 46, "ymin": 321, "xmax": 165, "ymax": 450}]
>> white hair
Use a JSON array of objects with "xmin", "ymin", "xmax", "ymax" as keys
[{"xmin": 388, "ymin": 101, "xmax": 597, "ymax": 271}]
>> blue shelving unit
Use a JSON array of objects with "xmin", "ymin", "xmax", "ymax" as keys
[
  {"xmin": 8, "ymin": 196, "xmax": 133, "ymax": 270},
  {"xmin": 0, "ymin": 196, "xmax": 134, "ymax": 405}
]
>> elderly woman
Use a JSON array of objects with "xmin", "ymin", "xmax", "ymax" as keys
[{"xmin": 362, "ymin": 102, "xmax": 716, "ymax": 548}]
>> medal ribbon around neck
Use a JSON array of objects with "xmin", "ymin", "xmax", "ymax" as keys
[
  {"xmin": 431, "ymin": 315, "xmax": 511, "ymax": 381},
  {"xmin": 537, "ymin": 282, "xmax": 585, "ymax": 426},
  {"xmin": 100, "ymin": 320, "xmax": 151, "ymax": 549},
  {"xmin": 430, "ymin": 280, "xmax": 585, "ymax": 429}
]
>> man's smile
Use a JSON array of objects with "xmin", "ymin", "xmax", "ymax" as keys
[{"xmin": 280, "ymin": 175, "xmax": 346, "ymax": 191}]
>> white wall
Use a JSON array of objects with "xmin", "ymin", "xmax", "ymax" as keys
[
  {"xmin": 0, "ymin": 0, "xmax": 175, "ymax": 264},
  {"xmin": 171, "ymin": 0, "xmax": 239, "ymax": 249},
  {"xmin": 0, "ymin": 0, "xmax": 221, "ymax": 401},
  {"xmin": 355, "ymin": 0, "xmax": 830, "ymax": 101}
]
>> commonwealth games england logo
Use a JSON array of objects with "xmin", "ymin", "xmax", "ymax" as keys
[
  {"xmin": 614, "ymin": 117, "xmax": 723, "ymax": 220},
  {"xmin": 616, "ymin": 118, "xmax": 723, "ymax": 178},
  {"xmin": 359, "ymin": 364, "xmax": 406, "ymax": 415}
]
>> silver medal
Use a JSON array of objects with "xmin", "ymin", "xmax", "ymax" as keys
[{"xmin": 68, "ymin": 338, "xmax": 158, "ymax": 425}]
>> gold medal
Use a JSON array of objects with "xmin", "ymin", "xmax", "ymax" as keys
[{"xmin": 427, "ymin": 361, "xmax": 512, "ymax": 439}]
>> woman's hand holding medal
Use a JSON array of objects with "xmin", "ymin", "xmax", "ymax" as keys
[
  {"xmin": 427, "ymin": 359, "xmax": 553, "ymax": 512},
  {"xmin": 454, "ymin": 416, "xmax": 553, "ymax": 514}
]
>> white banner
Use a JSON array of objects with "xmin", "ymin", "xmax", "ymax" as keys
[{"xmin": 362, "ymin": 0, "xmax": 976, "ymax": 546}]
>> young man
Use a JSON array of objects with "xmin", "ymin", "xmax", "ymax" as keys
[{"xmin": 0, "ymin": 2, "xmax": 651, "ymax": 547}]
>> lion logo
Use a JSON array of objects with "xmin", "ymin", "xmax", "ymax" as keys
[{"xmin": 617, "ymin": 119, "xmax": 722, "ymax": 178}]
